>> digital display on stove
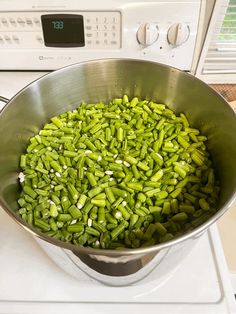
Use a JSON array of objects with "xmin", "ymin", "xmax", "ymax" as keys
[{"xmin": 41, "ymin": 14, "xmax": 85, "ymax": 47}]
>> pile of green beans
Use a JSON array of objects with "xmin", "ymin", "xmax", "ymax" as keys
[{"xmin": 17, "ymin": 95, "xmax": 220, "ymax": 249}]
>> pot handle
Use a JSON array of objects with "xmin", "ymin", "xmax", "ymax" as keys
[{"xmin": 0, "ymin": 96, "xmax": 9, "ymax": 103}]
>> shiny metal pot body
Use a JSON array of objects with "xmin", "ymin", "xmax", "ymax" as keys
[{"xmin": 0, "ymin": 59, "xmax": 235, "ymax": 286}]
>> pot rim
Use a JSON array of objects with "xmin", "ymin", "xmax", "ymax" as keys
[{"xmin": 1, "ymin": 58, "xmax": 236, "ymax": 257}]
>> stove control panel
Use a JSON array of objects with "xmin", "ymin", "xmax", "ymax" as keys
[
  {"xmin": 0, "ymin": 0, "xmax": 203, "ymax": 70},
  {"xmin": 0, "ymin": 12, "xmax": 121, "ymax": 49}
]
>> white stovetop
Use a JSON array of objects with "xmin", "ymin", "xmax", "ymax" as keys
[
  {"xmin": 0, "ymin": 206, "xmax": 235, "ymax": 314},
  {"xmin": 0, "ymin": 71, "xmax": 48, "ymax": 101},
  {"xmin": 0, "ymin": 71, "xmax": 235, "ymax": 314}
]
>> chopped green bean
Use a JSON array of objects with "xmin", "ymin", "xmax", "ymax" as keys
[
  {"xmin": 199, "ymin": 198, "xmax": 210, "ymax": 211},
  {"xmin": 67, "ymin": 224, "xmax": 84, "ymax": 233},
  {"xmin": 68, "ymin": 205, "xmax": 82, "ymax": 219},
  {"xmin": 91, "ymin": 199, "xmax": 106, "ymax": 207}
]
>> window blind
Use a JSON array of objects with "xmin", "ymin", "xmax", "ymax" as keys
[{"xmin": 202, "ymin": 0, "xmax": 236, "ymax": 75}]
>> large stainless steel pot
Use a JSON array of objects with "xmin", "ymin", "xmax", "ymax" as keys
[{"xmin": 0, "ymin": 59, "xmax": 235, "ymax": 286}]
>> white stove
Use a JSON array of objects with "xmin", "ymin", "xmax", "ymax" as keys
[
  {"xmin": 0, "ymin": 1, "xmax": 235, "ymax": 313},
  {"xmin": 0, "ymin": 205, "xmax": 235, "ymax": 314}
]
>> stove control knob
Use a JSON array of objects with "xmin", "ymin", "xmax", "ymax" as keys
[
  {"xmin": 137, "ymin": 23, "xmax": 159, "ymax": 47},
  {"xmin": 167, "ymin": 23, "xmax": 190, "ymax": 46}
]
